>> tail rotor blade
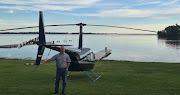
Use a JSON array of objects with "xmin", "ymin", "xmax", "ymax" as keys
[{"xmin": 35, "ymin": 46, "xmax": 45, "ymax": 65}]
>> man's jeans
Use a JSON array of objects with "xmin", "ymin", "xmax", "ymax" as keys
[{"xmin": 55, "ymin": 68, "xmax": 67, "ymax": 93}]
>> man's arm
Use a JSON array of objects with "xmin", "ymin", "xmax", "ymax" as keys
[
  {"xmin": 42, "ymin": 59, "xmax": 51, "ymax": 64},
  {"xmin": 66, "ymin": 62, "xmax": 70, "ymax": 70},
  {"xmin": 43, "ymin": 54, "xmax": 56, "ymax": 64}
]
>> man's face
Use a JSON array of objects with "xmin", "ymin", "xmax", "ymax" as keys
[{"xmin": 60, "ymin": 46, "xmax": 65, "ymax": 53}]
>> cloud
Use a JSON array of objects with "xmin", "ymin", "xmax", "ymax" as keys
[
  {"xmin": 34, "ymin": 5, "xmax": 88, "ymax": 11},
  {"xmin": 0, "ymin": 5, "xmax": 89, "ymax": 11},
  {"xmin": 63, "ymin": 9, "xmax": 156, "ymax": 18},
  {"xmin": 0, "ymin": 6, "xmax": 31, "ymax": 10},
  {"xmin": 0, "ymin": 0, "xmax": 101, "ymax": 5},
  {"xmin": 0, "ymin": 20, "xmax": 37, "ymax": 32},
  {"xmin": 97, "ymin": 9, "xmax": 156, "ymax": 18},
  {"xmin": 0, "ymin": 19, "xmax": 9, "ymax": 26},
  {"xmin": 137, "ymin": 1, "xmax": 162, "ymax": 6},
  {"xmin": 162, "ymin": 0, "xmax": 179, "ymax": 5},
  {"xmin": 0, "ymin": 0, "xmax": 100, "ymax": 11},
  {"xmin": 7, "ymin": 10, "xmax": 14, "ymax": 13},
  {"xmin": 66, "ymin": 8, "xmax": 180, "ymax": 19}
]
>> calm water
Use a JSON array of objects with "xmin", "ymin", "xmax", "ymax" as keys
[{"xmin": 0, "ymin": 34, "xmax": 180, "ymax": 63}]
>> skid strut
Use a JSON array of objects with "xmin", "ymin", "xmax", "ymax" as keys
[{"xmin": 83, "ymin": 70, "xmax": 101, "ymax": 82}]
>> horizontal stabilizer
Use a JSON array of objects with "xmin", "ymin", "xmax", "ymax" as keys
[
  {"xmin": 95, "ymin": 47, "xmax": 112, "ymax": 60},
  {"xmin": 18, "ymin": 37, "xmax": 39, "ymax": 48},
  {"xmin": 0, "ymin": 37, "xmax": 38, "ymax": 49}
]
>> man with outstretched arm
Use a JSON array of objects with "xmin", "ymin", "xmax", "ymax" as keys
[{"xmin": 42, "ymin": 46, "xmax": 71, "ymax": 95}]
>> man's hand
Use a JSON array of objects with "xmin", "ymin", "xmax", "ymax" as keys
[
  {"xmin": 65, "ymin": 62, "xmax": 70, "ymax": 71},
  {"xmin": 42, "ymin": 59, "xmax": 51, "ymax": 64}
]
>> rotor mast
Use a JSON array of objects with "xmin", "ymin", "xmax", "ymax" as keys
[{"xmin": 76, "ymin": 23, "xmax": 86, "ymax": 50}]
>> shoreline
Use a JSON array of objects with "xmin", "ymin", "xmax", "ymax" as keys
[{"xmin": 1, "ymin": 58, "xmax": 179, "ymax": 64}]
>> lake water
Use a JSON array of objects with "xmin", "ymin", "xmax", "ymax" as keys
[{"xmin": 0, "ymin": 34, "xmax": 180, "ymax": 63}]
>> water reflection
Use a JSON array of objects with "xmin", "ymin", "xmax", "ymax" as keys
[{"xmin": 158, "ymin": 36, "xmax": 180, "ymax": 49}]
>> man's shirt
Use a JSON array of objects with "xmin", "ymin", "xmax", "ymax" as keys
[{"xmin": 50, "ymin": 53, "xmax": 71, "ymax": 68}]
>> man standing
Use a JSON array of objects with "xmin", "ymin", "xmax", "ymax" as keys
[{"xmin": 42, "ymin": 46, "xmax": 71, "ymax": 95}]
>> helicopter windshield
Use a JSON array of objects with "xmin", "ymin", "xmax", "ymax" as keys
[{"xmin": 82, "ymin": 52, "xmax": 95, "ymax": 62}]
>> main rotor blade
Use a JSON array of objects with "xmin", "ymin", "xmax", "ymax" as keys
[
  {"xmin": 0, "ymin": 23, "xmax": 157, "ymax": 33},
  {"xmin": 86, "ymin": 24, "xmax": 157, "ymax": 33},
  {"xmin": 0, "ymin": 24, "xmax": 77, "ymax": 31},
  {"xmin": 0, "ymin": 26, "xmax": 39, "ymax": 31}
]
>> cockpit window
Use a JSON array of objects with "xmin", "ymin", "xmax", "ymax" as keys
[{"xmin": 82, "ymin": 52, "xmax": 95, "ymax": 62}]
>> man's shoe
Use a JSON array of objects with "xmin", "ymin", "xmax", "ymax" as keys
[
  {"xmin": 61, "ymin": 93, "xmax": 66, "ymax": 95},
  {"xmin": 53, "ymin": 92, "xmax": 59, "ymax": 94}
]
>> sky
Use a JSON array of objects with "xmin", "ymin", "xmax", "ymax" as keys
[{"xmin": 0, "ymin": 0, "xmax": 180, "ymax": 34}]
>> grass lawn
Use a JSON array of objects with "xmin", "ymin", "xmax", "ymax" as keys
[{"xmin": 0, "ymin": 58, "xmax": 180, "ymax": 95}]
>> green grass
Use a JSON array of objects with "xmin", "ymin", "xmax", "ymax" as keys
[{"xmin": 0, "ymin": 58, "xmax": 180, "ymax": 95}]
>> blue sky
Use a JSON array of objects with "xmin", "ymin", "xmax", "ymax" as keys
[{"xmin": 0, "ymin": 0, "xmax": 180, "ymax": 34}]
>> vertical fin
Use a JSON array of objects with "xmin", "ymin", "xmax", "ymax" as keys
[
  {"xmin": 34, "ymin": 11, "xmax": 46, "ymax": 66},
  {"xmin": 39, "ymin": 11, "xmax": 46, "ymax": 45}
]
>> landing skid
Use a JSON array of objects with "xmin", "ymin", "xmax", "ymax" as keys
[
  {"xmin": 83, "ymin": 70, "xmax": 101, "ymax": 82},
  {"xmin": 67, "ymin": 71, "xmax": 71, "ymax": 76}
]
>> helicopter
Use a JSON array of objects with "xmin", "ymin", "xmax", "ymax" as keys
[
  {"xmin": 0, "ymin": 11, "xmax": 112, "ymax": 82},
  {"xmin": 0, "ymin": 11, "xmax": 157, "ymax": 82}
]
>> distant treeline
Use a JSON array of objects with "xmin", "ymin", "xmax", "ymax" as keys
[
  {"xmin": 0, "ymin": 32, "xmax": 157, "ymax": 35},
  {"xmin": 158, "ymin": 24, "xmax": 180, "ymax": 37},
  {"xmin": 0, "ymin": 32, "xmax": 70, "ymax": 34},
  {"xmin": 0, "ymin": 32, "xmax": 111, "ymax": 34}
]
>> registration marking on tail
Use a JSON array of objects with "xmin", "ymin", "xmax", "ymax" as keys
[{"xmin": 38, "ymin": 55, "xmax": 43, "ymax": 57}]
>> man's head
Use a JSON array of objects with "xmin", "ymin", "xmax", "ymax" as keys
[{"xmin": 60, "ymin": 46, "xmax": 65, "ymax": 54}]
